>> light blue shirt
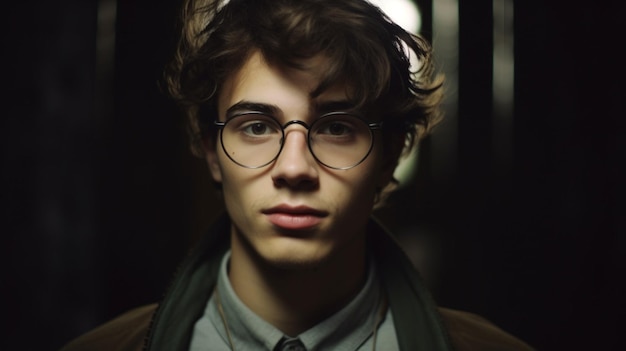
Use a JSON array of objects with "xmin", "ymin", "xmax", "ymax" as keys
[{"xmin": 190, "ymin": 251, "xmax": 399, "ymax": 350}]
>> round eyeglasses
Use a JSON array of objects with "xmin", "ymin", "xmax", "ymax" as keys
[{"xmin": 214, "ymin": 111, "xmax": 383, "ymax": 170}]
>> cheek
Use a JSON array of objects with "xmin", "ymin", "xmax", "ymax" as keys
[
  {"xmin": 337, "ymin": 158, "xmax": 385, "ymax": 206},
  {"xmin": 218, "ymin": 164, "xmax": 250, "ymax": 221},
  {"xmin": 215, "ymin": 154, "xmax": 240, "ymax": 193},
  {"xmin": 217, "ymin": 154, "xmax": 265, "ymax": 206},
  {"xmin": 357, "ymin": 145, "xmax": 387, "ymax": 187}
]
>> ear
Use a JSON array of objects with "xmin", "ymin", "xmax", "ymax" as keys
[{"xmin": 203, "ymin": 137, "xmax": 223, "ymax": 183}]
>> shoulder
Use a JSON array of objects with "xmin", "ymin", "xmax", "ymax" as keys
[
  {"xmin": 437, "ymin": 307, "xmax": 535, "ymax": 351},
  {"xmin": 59, "ymin": 304, "xmax": 157, "ymax": 351}
]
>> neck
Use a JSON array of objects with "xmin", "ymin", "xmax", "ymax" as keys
[{"xmin": 228, "ymin": 229, "xmax": 368, "ymax": 336}]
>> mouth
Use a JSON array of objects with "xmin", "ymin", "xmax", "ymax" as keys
[{"xmin": 262, "ymin": 205, "xmax": 328, "ymax": 230}]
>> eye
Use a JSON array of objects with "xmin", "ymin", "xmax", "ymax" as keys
[
  {"xmin": 229, "ymin": 114, "xmax": 281, "ymax": 137},
  {"xmin": 329, "ymin": 122, "xmax": 350, "ymax": 135},
  {"xmin": 311, "ymin": 114, "xmax": 370, "ymax": 146},
  {"xmin": 317, "ymin": 120, "xmax": 355, "ymax": 136},
  {"xmin": 243, "ymin": 121, "xmax": 273, "ymax": 135}
]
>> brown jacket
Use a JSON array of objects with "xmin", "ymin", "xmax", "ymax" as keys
[
  {"xmin": 61, "ymin": 304, "xmax": 533, "ymax": 351},
  {"xmin": 61, "ymin": 215, "xmax": 534, "ymax": 351}
]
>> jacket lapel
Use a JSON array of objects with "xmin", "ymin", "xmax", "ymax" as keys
[
  {"xmin": 370, "ymin": 218, "xmax": 454, "ymax": 351},
  {"xmin": 145, "ymin": 214, "xmax": 230, "ymax": 351}
]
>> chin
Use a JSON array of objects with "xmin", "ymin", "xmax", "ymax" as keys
[
  {"xmin": 265, "ymin": 257, "xmax": 324, "ymax": 271},
  {"xmin": 257, "ymin": 238, "xmax": 333, "ymax": 271}
]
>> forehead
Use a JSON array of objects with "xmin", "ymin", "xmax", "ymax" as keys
[{"xmin": 217, "ymin": 51, "xmax": 352, "ymax": 118}]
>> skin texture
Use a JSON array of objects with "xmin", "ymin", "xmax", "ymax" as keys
[{"xmin": 204, "ymin": 51, "xmax": 395, "ymax": 335}]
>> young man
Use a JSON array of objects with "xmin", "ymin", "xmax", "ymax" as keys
[{"xmin": 62, "ymin": 0, "xmax": 533, "ymax": 350}]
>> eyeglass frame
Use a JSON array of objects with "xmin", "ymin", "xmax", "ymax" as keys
[{"xmin": 213, "ymin": 111, "xmax": 384, "ymax": 170}]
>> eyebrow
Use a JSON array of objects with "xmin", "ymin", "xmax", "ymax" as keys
[
  {"xmin": 314, "ymin": 100, "xmax": 358, "ymax": 115},
  {"xmin": 225, "ymin": 101, "xmax": 280, "ymax": 118}
]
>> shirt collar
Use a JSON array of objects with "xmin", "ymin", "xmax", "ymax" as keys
[{"xmin": 209, "ymin": 251, "xmax": 383, "ymax": 350}]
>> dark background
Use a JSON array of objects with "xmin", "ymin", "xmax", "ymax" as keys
[{"xmin": 3, "ymin": 0, "xmax": 624, "ymax": 349}]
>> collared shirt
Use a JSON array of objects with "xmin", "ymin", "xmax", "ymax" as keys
[{"xmin": 190, "ymin": 251, "xmax": 399, "ymax": 351}]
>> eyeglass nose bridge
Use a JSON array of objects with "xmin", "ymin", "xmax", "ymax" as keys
[
  {"xmin": 276, "ymin": 119, "xmax": 314, "ymax": 158},
  {"xmin": 278, "ymin": 119, "xmax": 313, "ymax": 146},
  {"xmin": 282, "ymin": 119, "xmax": 311, "ymax": 131}
]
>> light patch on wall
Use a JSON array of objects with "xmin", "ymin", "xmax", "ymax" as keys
[{"xmin": 369, "ymin": 0, "xmax": 421, "ymax": 33}]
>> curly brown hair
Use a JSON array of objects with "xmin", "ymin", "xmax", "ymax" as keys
[{"xmin": 164, "ymin": 0, "xmax": 443, "ymax": 161}]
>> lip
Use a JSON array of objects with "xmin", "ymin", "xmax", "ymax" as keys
[{"xmin": 262, "ymin": 205, "xmax": 328, "ymax": 230}]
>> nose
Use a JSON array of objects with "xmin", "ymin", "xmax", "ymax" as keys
[{"xmin": 270, "ymin": 126, "xmax": 319, "ymax": 189}]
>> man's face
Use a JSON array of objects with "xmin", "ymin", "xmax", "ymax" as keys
[{"xmin": 205, "ymin": 51, "xmax": 393, "ymax": 269}]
